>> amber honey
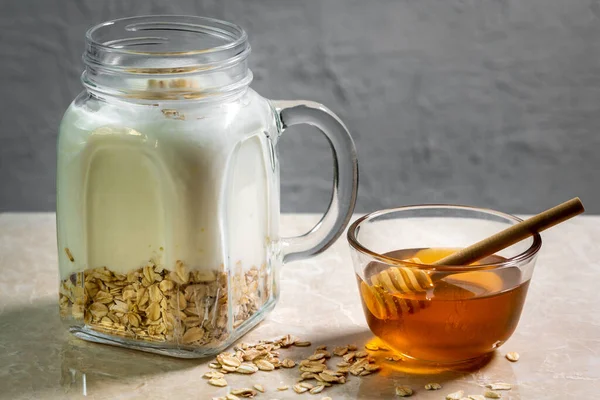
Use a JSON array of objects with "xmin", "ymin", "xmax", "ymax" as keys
[{"xmin": 357, "ymin": 248, "xmax": 529, "ymax": 363}]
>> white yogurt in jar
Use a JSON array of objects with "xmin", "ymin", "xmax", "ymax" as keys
[{"xmin": 57, "ymin": 90, "xmax": 279, "ymax": 279}]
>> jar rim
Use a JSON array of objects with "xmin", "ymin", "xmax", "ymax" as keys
[
  {"xmin": 347, "ymin": 204, "xmax": 542, "ymax": 271},
  {"xmin": 82, "ymin": 15, "xmax": 253, "ymax": 102},
  {"xmin": 85, "ymin": 15, "xmax": 249, "ymax": 68}
]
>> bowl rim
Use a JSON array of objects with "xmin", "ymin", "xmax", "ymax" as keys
[{"xmin": 347, "ymin": 204, "xmax": 542, "ymax": 271}]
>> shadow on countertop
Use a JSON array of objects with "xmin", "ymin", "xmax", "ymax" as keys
[{"xmin": 0, "ymin": 301, "xmax": 198, "ymax": 399}]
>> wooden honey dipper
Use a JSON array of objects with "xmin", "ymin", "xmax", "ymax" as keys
[{"xmin": 361, "ymin": 198, "xmax": 585, "ymax": 320}]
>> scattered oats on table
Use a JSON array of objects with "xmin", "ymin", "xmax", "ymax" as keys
[
  {"xmin": 203, "ymin": 371, "xmax": 224, "ymax": 379},
  {"xmin": 229, "ymin": 388, "xmax": 256, "ymax": 397},
  {"xmin": 395, "ymin": 385, "xmax": 413, "ymax": 397},
  {"xmin": 484, "ymin": 390, "xmax": 501, "ymax": 398},
  {"xmin": 343, "ymin": 352, "xmax": 356, "ymax": 363},
  {"xmin": 318, "ymin": 371, "xmax": 339, "ymax": 382},
  {"xmin": 235, "ymin": 363, "xmax": 258, "ymax": 374},
  {"xmin": 424, "ymin": 382, "xmax": 442, "ymax": 390},
  {"xmin": 316, "ymin": 349, "xmax": 332, "ymax": 358},
  {"xmin": 365, "ymin": 343, "xmax": 379, "ymax": 351},
  {"xmin": 255, "ymin": 359, "xmax": 275, "ymax": 371},
  {"xmin": 292, "ymin": 383, "xmax": 309, "ymax": 393},
  {"xmin": 208, "ymin": 377, "xmax": 228, "ymax": 387},
  {"xmin": 218, "ymin": 354, "xmax": 241, "ymax": 368},
  {"xmin": 308, "ymin": 352, "xmax": 327, "ymax": 361},
  {"xmin": 468, "ymin": 395, "xmax": 486, "ymax": 400},
  {"xmin": 364, "ymin": 363, "xmax": 380, "ymax": 372},
  {"xmin": 281, "ymin": 358, "xmax": 296, "ymax": 368},
  {"xmin": 299, "ymin": 382, "xmax": 314, "ymax": 390},
  {"xmin": 505, "ymin": 351, "xmax": 520, "ymax": 362},
  {"xmin": 333, "ymin": 346, "xmax": 349, "ymax": 356},
  {"xmin": 253, "ymin": 384, "xmax": 265, "ymax": 393},
  {"xmin": 203, "ymin": 335, "xmax": 388, "ymax": 397},
  {"xmin": 310, "ymin": 385, "xmax": 325, "ymax": 394}
]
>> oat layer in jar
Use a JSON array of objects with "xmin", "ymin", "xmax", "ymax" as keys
[{"xmin": 57, "ymin": 16, "xmax": 358, "ymax": 357}]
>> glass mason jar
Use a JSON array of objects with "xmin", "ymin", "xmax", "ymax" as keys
[{"xmin": 57, "ymin": 16, "xmax": 358, "ymax": 358}]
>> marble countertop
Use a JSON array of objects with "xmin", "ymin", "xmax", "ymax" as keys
[{"xmin": 0, "ymin": 213, "xmax": 598, "ymax": 399}]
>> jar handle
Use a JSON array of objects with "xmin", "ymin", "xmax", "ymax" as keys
[{"xmin": 272, "ymin": 100, "xmax": 359, "ymax": 263}]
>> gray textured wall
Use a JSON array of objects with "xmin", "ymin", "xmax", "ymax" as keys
[{"xmin": 1, "ymin": 0, "xmax": 599, "ymax": 214}]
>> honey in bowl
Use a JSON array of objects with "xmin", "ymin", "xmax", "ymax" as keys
[{"xmin": 357, "ymin": 248, "xmax": 530, "ymax": 363}]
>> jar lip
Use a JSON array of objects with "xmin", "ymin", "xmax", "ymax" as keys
[
  {"xmin": 84, "ymin": 15, "xmax": 250, "ymax": 73},
  {"xmin": 347, "ymin": 204, "xmax": 542, "ymax": 271},
  {"xmin": 87, "ymin": 15, "xmax": 248, "ymax": 56},
  {"xmin": 82, "ymin": 15, "xmax": 253, "ymax": 102}
]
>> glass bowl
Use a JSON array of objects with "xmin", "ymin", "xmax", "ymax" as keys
[{"xmin": 347, "ymin": 205, "xmax": 541, "ymax": 364}]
